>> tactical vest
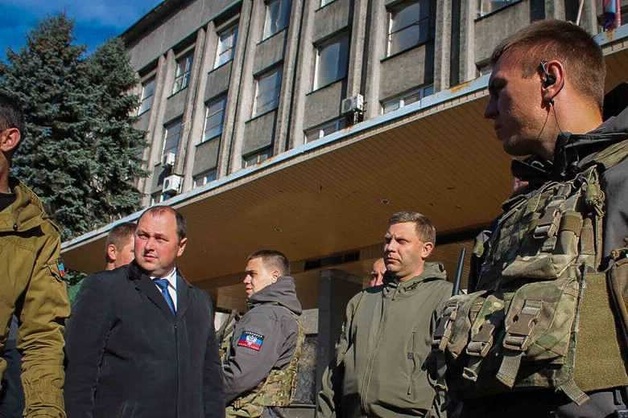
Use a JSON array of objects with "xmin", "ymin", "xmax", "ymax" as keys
[
  {"xmin": 222, "ymin": 309, "xmax": 305, "ymax": 418},
  {"xmin": 433, "ymin": 139, "xmax": 628, "ymax": 405}
]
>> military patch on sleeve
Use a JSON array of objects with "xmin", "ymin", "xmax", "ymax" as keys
[
  {"xmin": 57, "ymin": 260, "xmax": 66, "ymax": 278},
  {"xmin": 237, "ymin": 331, "xmax": 264, "ymax": 351}
]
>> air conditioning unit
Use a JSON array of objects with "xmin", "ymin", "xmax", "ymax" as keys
[
  {"xmin": 162, "ymin": 175, "xmax": 183, "ymax": 194},
  {"xmin": 162, "ymin": 151, "xmax": 176, "ymax": 168},
  {"xmin": 341, "ymin": 94, "xmax": 364, "ymax": 115}
]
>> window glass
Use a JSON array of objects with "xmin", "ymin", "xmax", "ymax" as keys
[
  {"xmin": 263, "ymin": 0, "xmax": 292, "ymax": 39},
  {"xmin": 163, "ymin": 118, "xmax": 182, "ymax": 157},
  {"xmin": 254, "ymin": 67, "xmax": 283, "ymax": 116},
  {"xmin": 203, "ymin": 96, "xmax": 227, "ymax": 142},
  {"xmin": 138, "ymin": 78, "xmax": 155, "ymax": 115},
  {"xmin": 381, "ymin": 84, "xmax": 434, "ymax": 114},
  {"xmin": 243, "ymin": 147, "xmax": 272, "ymax": 167},
  {"xmin": 388, "ymin": 0, "xmax": 431, "ymax": 56},
  {"xmin": 193, "ymin": 170, "xmax": 218, "ymax": 188},
  {"xmin": 314, "ymin": 34, "xmax": 349, "ymax": 90},
  {"xmin": 305, "ymin": 118, "xmax": 346, "ymax": 143},
  {"xmin": 477, "ymin": 0, "xmax": 516, "ymax": 17},
  {"xmin": 215, "ymin": 25, "xmax": 238, "ymax": 68},
  {"xmin": 172, "ymin": 53, "xmax": 193, "ymax": 94}
]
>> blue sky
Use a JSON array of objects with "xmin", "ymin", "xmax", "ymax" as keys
[{"xmin": 0, "ymin": 0, "xmax": 163, "ymax": 60}]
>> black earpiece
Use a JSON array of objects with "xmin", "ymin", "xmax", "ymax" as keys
[{"xmin": 539, "ymin": 60, "xmax": 556, "ymax": 87}]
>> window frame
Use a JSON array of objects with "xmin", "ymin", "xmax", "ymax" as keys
[
  {"xmin": 214, "ymin": 25, "xmax": 238, "ymax": 69},
  {"xmin": 193, "ymin": 169, "xmax": 218, "ymax": 188},
  {"xmin": 477, "ymin": 0, "xmax": 518, "ymax": 18},
  {"xmin": 263, "ymin": 0, "xmax": 292, "ymax": 40},
  {"xmin": 387, "ymin": 0, "xmax": 432, "ymax": 57},
  {"xmin": 202, "ymin": 96, "xmax": 227, "ymax": 143},
  {"xmin": 253, "ymin": 66, "xmax": 283, "ymax": 116},
  {"xmin": 381, "ymin": 84, "xmax": 434, "ymax": 114},
  {"xmin": 172, "ymin": 52, "xmax": 194, "ymax": 95},
  {"xmin": 138, "ymin": 77, "xmax": 156, "ymax": 115},
  {"xmin": 242, "ymin": 147, "xmax": 273, "ymax": 168},
  {"xmin": 162, "ymin": 118, "xmax": 183, "ymax": 160},
  {"xmin": 305, "ymin": 118, "xmax": 346, "ymax": 143},
  {"xmin": 313, "ymin": 33, "xmax": 350, "ymax": 91}
]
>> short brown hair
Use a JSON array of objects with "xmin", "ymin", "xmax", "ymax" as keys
[
  {"xmin": 388, "ymin": 211, "xmax": 436, "ymax": 244},
  {"xmin": 491, "ymin": 19, "xmax": 605, "ymax": 110},
  {"xmin": 139, "ymin": 206, "xmax": 187, "ymax": 240},
  {"xmin": 247, "ymin": 249, "xmax": 290, "ymax": 276},
  {"xmin": 105, "ymin": 222, "xmax": 136, "ymax": 251}
]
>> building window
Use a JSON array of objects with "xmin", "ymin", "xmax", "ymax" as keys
[
  {"xmin": 163, "ymin": 118, "xmax": 183, "ymax": 159},
  {"xmin": 150, "ymin": 192, "xmax": 168, "ymax": 205},
  {"xmin": 381, "ymin": 84, "xmax": 434, "ymax": 114},
  {"xmin": 193, "ymin": 170, "xmax": 217, "ymax": 188},
  {"xmin": 477, "ymin": 0, "xmax": 516, "ymax": 17},
  {"xmin": 263, "ymin": 0, "xmax": 292, "ymax": 39},
  {"xmin": 172, "ymin": 52, "xmax": 193, "ymax": 94},
  {"xmin": 305, "ymin": 118, "xmax": 346, "ymax": 143},
  {"xmin": 243, "ymin": 147, "xmax": 272, "ymax": 168},
  {"xmin": 253, "ymin": 67, "xmax": 282, "ymax": 116},
  {"xmin": 214, "ymin": 25, "xmax": 238, "ymax": 68},
  {"xmin": 202, "ymin": 96, "xmax": 227, "ymax": 143},
  {"xmin": 138, "ymin": 78, "xmax": 155, "ymax": 115},
  {"xmin": 387, "ymin": 0, "xmax": 431, "ymax": 56},
  {"xmin": 314, "ymin": 34, "xmax": 349, "ymax": 90}
]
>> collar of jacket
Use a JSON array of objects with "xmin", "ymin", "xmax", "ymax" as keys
[
  {"xmin": 510, "ymin": 131, "xmax": 627, "ymax": 187},
  {"xmin": 246, "ymin": 276, "xmax": 303, "ymax": 315},
  {"xmin": 0, "ymin": 178, "xmax": 53, "ymax": 233},
  {"xmin": 383, "ymin": 262, "xmax": 447, "ymax": 298}
]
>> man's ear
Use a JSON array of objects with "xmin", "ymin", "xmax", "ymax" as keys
[
  {"xmin": 421, "ymin": 242, "xmax": 434, "ymax": 258},
  {"xmin": 177, "ymin": 237, "xmax": 188, "ymax": 257},
  {"xmin": 0, "ymin": 128, "xmax": 21, "ymax": 154},
  {"xmin": 106, "ymin": 244, "xmax": 117, "ymax": 263}
]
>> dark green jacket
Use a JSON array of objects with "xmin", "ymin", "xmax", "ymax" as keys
[
  {"xmin": 0, "ymin": 180, "xmax": 70, "ymax": 417},
  {"xmin": 318, "ymin": 262, "xmax": 452, "ymax": 418}
]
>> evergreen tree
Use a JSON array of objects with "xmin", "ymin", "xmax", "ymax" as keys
[
  {"xmin": 0, "ymin": 15, "xmax": 146, "ymax": 239},
  {"xmin": 84, "ymin": 37, "xmax": 147, "ymax": 227}
]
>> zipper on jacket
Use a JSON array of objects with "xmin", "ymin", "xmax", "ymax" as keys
[
  {"xmin": 407, "ymin": 331, "xmax": 417, "ymax": 396},
  {"xmin": 360, "ymin": 286, "xmax": 397, "ymax": 413}
]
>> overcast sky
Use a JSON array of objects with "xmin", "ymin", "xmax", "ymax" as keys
[{"xmin": 0, "ymin": 0, "xmax": 163, "ymax": 60}]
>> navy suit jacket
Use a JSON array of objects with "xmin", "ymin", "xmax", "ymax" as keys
[{"xmin": 65, "ymin": 261, "xmax": 224, "ymax": 418}]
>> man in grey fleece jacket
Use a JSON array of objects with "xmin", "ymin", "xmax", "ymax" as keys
[
  {"xmin": 222, "ymin": 249, "xmax": 303, "ymax": 418},
  {"xmin": 317, "ymin": 211, "xmax": 452, "ymax": 418}
]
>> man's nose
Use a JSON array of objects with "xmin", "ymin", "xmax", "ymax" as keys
[{"xmin": 484, "ymin": 99, "xmax": 498, "ymax": 119}]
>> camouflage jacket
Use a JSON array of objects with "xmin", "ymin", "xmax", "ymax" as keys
[{"xmin": 0, "ymin": 180, "xmax": 70, "ymax": 417}]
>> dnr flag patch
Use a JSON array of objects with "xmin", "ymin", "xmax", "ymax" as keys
[{"xmin": 237, "ymin": 331, "xmax": 264, "ymax": 351}]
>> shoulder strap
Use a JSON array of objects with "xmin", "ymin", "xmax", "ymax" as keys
[{"xmin": 582, "ymin": 138, "xmax": 628, "ymax": 170}]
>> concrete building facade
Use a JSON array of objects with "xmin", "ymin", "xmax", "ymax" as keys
[{"xmin": 63, "ymin": 0, "xmax": 628, "ymax": 412}]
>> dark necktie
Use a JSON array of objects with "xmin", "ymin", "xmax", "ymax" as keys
[{"xmin": 153, "ymin": 278, "xmax": 176, "ymax": 314}]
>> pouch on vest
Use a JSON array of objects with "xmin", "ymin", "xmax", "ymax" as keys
[
  {"xmin": 496, "ymin": 277, "xmax": 581, "ymax": 398},
  {"xmin": 608, "ymin": 248, "xmax": 628, "ymax": 361},
  {"xmin": 432, "ymin": 291, "xmax": 486, "ymax": 359}
]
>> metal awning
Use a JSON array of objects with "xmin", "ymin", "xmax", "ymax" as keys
[{"xmin": 61, "ymin": 28, "xmax": 628, "ymax": 285}]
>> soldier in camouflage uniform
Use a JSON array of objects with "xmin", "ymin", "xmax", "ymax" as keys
[
  {"xmin": 432, "ymin": 20, "xmax": 628, "ymax": 418},
  {"xmin": 222, "ymin": 250, "xmax": 304, "ymax": 418},
  {"xmin": 0, "ymin": 92, "xmax": 70, "ymax": 417}
]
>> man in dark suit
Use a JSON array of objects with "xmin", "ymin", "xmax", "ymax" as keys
[{"xmin": 65, "ymin": 206, "xmax": 224, "ymax": 418}]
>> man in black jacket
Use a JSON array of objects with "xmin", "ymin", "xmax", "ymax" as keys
[{"xmin": 65, "ymin": 206, "xmax": 224, "ymax": 418}]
